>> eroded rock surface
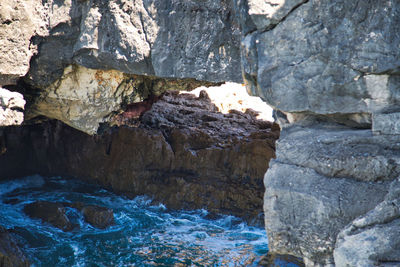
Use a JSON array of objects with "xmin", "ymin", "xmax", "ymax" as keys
[
  {"xmin": 0, "ymin": 1, "xmax": 47, "ymax": 86},
  {"xmin": 334, "ymin": 179, "xmax": 400, "ymax": 267},
  {"xmin": 0, "ymin": 88, "xmax": 25, "ymax": 127},
  {"xmin": 243, "ymin": 0, "xmax": 400, "ymax": 119},
  {"xmin": 2, "ymin": 0, "xmax": 241, "ymax": 134},
  {"xmin": 25, "ymin": 64, "xmax": 217, "ymax": 134},
  {"xmin": 1, "ymin": 91, "xmax": 278, "ymax": 224},
  {"xmin": 0, "ymin": 226, "xmax": 29, "ymax": 267},
  {"xmin": 19, "ymin": 0, "xmax": 241, "ymax": 90},
  {"xmin": 250, "ymin": 1, "xmax": 400, "ymax": 265},
  {"xmin": 1, "ymin": 0, "xmax": 399, "ymax": 265},
  {"xmin": 263, "ymin": 122, "xmax": 400, "ymax": 265}
]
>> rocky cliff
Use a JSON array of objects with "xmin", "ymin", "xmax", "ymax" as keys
[
  {"xmin": 247, "ymin": 1, "xmax": 400, "ymax": 266},
  {"xmin": 1, "ymin": 0, "xmax": 400, "ymax": 266}
]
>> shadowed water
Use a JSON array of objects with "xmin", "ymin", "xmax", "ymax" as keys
[{"xmin": 0, "ymin": 175, "xmax": 271, "ymax": 266}]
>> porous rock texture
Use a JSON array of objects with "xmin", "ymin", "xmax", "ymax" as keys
[
  {"xmin": 250, "ymin": 0, "xmax": 400, "ymax": 266},
  {"xmin": 0, "ymin": 91, "xmax": 279, "ymax": 225},
  {"xmin": 26, "ymin": 64, "xmax": 214, "ymax": 134},
  {"xmin": 1, "ymin": 0, "xmax": 241, "ymax": 134},
  {"xmin": 242, "ymin": 0, "xmax": 400, "ymax": 121},
  {"xmin": 0, "ymin": 88, "xmax": 25, "ymax": 127},
  {"xmin": 334, "ymin": 179, "xmax": 400, "ymax": 267},
  {"xmin": 1, "ymin": 0, "xmax": 241, "ymax": 88},
  {"xmin": 1, "ymin": 0, "xmax": 400, "ymax": 265}
]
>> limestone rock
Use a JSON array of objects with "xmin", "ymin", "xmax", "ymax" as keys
[
  {"xmin": 244, "ymin": 0, "xmax": 400, "ymax": 119},
  {"xmin": 249, "ymin": 2, "xmax": 400, "ymax": 264},
  {"xmin": 26, "ymin": 64, "xmax": 217, "ymax": 134},
  {"xmin": 27, "ymin": 65, "xmax": 128, "ymax": 134},
  {"xmin": 247, "ymin": 0, "xmax": 306, "ymax": 31},
  {"xmin": 23, "ymin": 201, "xmax": 75, "ymax": 232},
  {"xmin": 24, "ymin": 0, "xmax": 242, "ymax": 90},
  {"xmin": 264, "ymin": 161, "xmax": 389, "ymax": 265},
  {"xmin": 334, "ymin": 179, "xmax": 400, "ymax": 267},
  {"xmin": 0, "ymin": 226, "xmax": 29, "ymax": 267},
  {"xmin": 0, "ymin": 88, "xmax": 25, "ymax": 126},
  {"xmin": 0, "ymin": 0, "xmax": 47, "ymax": 86},
  {"xmin": 373, "ymin": 112, "xmax": 400, "ymax": 135},
  {"xmin": 263, "ymin": 123, "xmax": 396, "ymax": 265},
  {"xmin": 275, "ymin": 124, "xmax": 400, "ymax": 182}
]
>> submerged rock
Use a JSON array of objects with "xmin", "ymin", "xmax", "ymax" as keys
[
  {"xmin": 23, "ymin": 201, "xmax": 115, "ymax": 231},
  {"xmin": 68, "ymin": 202, "xmax": 115, "ymax": 229},
  {"xmin": 0, "ymin": 226, "xmax": 29, "ymax": 267},
  {"xmin": 23, "ymin": 201, "xmax": 75, "ymax": 232}
]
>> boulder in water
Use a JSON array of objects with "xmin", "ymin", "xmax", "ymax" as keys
[
  {"xmin": 68, "ymin": 202, "xmax": 115, "ymax": 229},
  {"xmin": 23, "ymin": 201, "xmax": 75, "ymax": 232}
]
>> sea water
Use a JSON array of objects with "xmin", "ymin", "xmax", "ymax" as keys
[{"xmin": 0, "ymin": 175, "xmax": 272, "ymax": 266}]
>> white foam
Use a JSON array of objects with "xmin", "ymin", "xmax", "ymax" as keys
[{"xmin": 0, "ymin": 175, "xmax": 44, "ymax": 196}]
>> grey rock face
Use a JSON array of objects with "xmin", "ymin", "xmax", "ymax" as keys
[
  {"xmin": 25, "ymin": 0, "xmax": 242, "ymax": 90},
  {"xmin": 244, "ymin": 0, "xmax": 400, "ymax": 117},
  {"xmin": 276, "ymin": 124, "xmax": 400, "ymax": 182},
  {"xmin": 264, "ymin": 123, "xmax": 395, "ymax": 265},
  {"xmin": 150, "ymin": 0, "xmax": 241, "ymax": 82},
  {"xmin": 0, "ymin": 88, "xmax": 25, "ymax": 126},
  {"xmin": 252, "ymin": 1, "xmax": 400, "ymax": 265},
  {"xmin": 16, "ymin": 0, "xmax": 242, "ymax": 133},
  {"xmin": 264, "ymin": 155, "xmax": 389, "ymax": 265},
  {"xmin": 373, "ymin": 112, "xmax": 400, "ymax": 135},
  {"xmin": 247, "ymin": 0, "xmax": 307, "ymax": 31},
  {"xmin": 0, "ymin": 1, "xmax": 47, "ymax": 86},
  {"xmin": 334, "ymin": 179, "xmax": 400, "ymax": 267}
]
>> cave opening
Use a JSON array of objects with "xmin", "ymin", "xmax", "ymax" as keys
[{"xmin": 0, "ymin": 79, "xmax": 286, "ymax": 266}]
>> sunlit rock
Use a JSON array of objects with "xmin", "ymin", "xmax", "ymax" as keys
[
  {"xmin": 0, "ymin": 88, "xmax": 25, "ymax": 126},
  {"xmin": 27, "ymin": 65, "xmax": 129, "ymax": 134},
  {"xmin": 0, "ymin": 0, "xmax": 47, "ymax": 86}
]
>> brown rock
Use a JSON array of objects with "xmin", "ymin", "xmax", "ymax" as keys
[
  {"xmin": 23, "ymin": 201, "xmax": 75, "ymax": 232},
  {"xmin": 81, "ymin": 206, "xmax": 115, "ymax": 229},
  {"xmin": 0, "ymin": 226, "xmax": 29, "ymax": 267},
  {"xmin": 66, "ymin": 202, "xmax": 115, "ymax": 229},
  {"xmin": 1, "ymin": 91, "xmax": 279, "ymax": 225}
]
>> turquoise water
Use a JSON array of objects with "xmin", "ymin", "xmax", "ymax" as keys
[{"xmin": 0, "ymin": 175, "xmax": 270, "ymax": 266}]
